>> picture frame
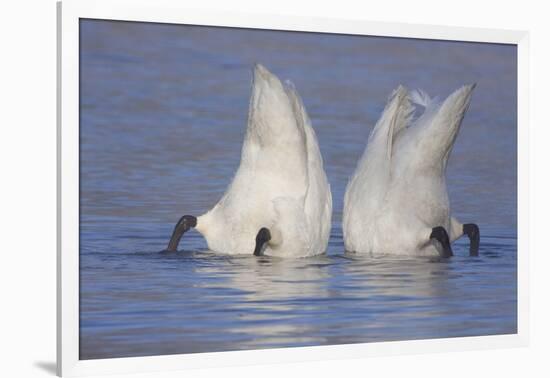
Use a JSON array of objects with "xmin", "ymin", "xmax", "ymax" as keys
[{"xmin": 57, "ymin": 0, "xmax": 529, "ymax": 376}]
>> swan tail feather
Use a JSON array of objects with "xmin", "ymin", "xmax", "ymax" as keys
[{"xmin": 410, "ymin": 89, "xmax": 433, "ymax": 108}]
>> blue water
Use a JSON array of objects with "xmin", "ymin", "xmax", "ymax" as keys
[{"xmin": 79, "ymin": 19, "xmax": 517, "ymax": 359}]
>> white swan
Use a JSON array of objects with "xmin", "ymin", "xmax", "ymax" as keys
[
  {"xmin": 164, "ymin": 64, "xmax": 332, "ymax": 257},
  {"xmin": 343, "ymin": 85, "xmax": 479, "ymax": 257}
]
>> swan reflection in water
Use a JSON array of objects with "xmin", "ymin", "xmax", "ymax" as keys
[
  {"xmin": 187, "ymin": 247, "xmax": 473, "ymax": 349},
  {"xmin": 78, "ymin": 232, "xmax": 516, "ymax": 359}
]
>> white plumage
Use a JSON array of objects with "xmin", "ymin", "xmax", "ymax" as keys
[
  {"xmin": 343, "ymin": 84, "xmax": 477, "ymax": 256},
  {"xmin": 171, "ymin": 64, "xmax": 332, "ymax": 257}
]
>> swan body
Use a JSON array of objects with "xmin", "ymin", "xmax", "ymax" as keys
[
  {"xmin": 166, "ymin": 64, "xmax": 332, "ymax": 257},
  {"xmin": 343, "ymin": 85, "xmax": 478, "ymax": 257}
]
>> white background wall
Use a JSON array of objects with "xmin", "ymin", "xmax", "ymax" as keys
[{"xmin": 1, "ymin": 0, "xmax": 548, "ymax": 377}]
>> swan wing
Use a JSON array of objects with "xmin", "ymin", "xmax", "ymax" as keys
[
  {"xmin": 392, "ymin": 84, "xmax": 476, "ymax": 178},
  {"xmin": 201, "ymin": 65, "xmax": 310, "ymax": 254},
  {"xmin": 241, "ymin": 64, "xmax": 308, "ymax": 171},
  {"xmin": 221, "ymin": 64, "xmax": 309, "ymax": 205},
  {"xmin": 285, "ymin": 82, "xmax": 332, "ymax": 253},
  {"xmin": 429, "ymin": 84, "xmax": 476, "ymax": 162},
  {"xmin": 343, "ymin": 86, "xmax": 412, "ymax": 251},
  {"xmin": 269, "ymin": 197, "xmax": 312, "ymax": 256}
]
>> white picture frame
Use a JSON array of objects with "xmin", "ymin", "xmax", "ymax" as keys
[{"xmin": 57, "ymin": 0, "xmax": 529, "ymax": 376}]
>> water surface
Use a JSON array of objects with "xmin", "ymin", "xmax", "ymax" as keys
[{"xmin": 79, "ymin": 19, "xmax": 517, "ymax": 359}]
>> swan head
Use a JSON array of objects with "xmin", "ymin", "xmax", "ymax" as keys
[{"xmin": 162, "ymin": 215, "xmax": 197, "ymax": 252}]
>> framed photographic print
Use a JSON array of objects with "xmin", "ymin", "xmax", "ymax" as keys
[{"xmin": 57, "ymin": 0, "xmax": 529, "ymax": 376}]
